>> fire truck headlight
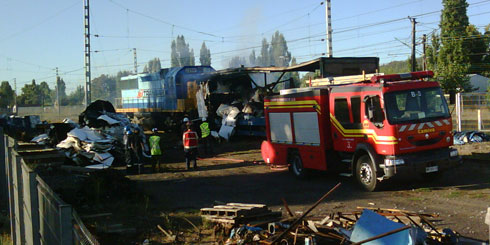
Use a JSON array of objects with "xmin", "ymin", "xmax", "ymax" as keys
[
  {"xmin": 384, "ymin": 158, "xmax": 405, "ymax": 166},
  {"xmin": 450, "ymin": 149, "xmax": 458, "ymax": 158}
]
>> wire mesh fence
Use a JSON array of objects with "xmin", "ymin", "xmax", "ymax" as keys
[{"xmin": 457, "ymin": 93, "xmax": 490, "ymax": 131}]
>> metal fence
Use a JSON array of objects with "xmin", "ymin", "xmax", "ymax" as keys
[
  {"xmin": 2, "ymin": 133, "xmax": 99, "ymax": 244},
  {"xmin": 454, "ymin": 92, "xmax": 490, "ymax": 131}
]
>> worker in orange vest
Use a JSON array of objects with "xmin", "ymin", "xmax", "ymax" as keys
[{"xmin": 182, "ymin": 122, "xmax": 198, "ymax": 170}]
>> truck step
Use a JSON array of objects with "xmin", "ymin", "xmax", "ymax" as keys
[
  {"xmin": 341, "ymin": 159, "xmax": 351, "ymax": 163},
  {"xmin": 339, "ymin": 173, "xmax": 352, "ymax": 177}
]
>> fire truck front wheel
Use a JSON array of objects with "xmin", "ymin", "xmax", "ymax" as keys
[
  {"xmin": 289, "ymin": 153, "xmax": 306, "ymax": 179},
  {"xmin": 356, "ymin": 155, "xmax": 378, "ymax": 192}
]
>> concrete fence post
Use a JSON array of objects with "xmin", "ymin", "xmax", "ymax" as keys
[
  {"xmin": 0, "ymin": 128, "xmax": 6, "ymax": 207},
  {"xmin": 59, "ymin": 204, "xmax": 73, "ymax": 244},
  {"xmin": 26, "ymin": 170, "xmax": 40, "ymax": 244},
  {"xmin": 5, "ymin": 136, "xmax": 17, "ymax": 244},
  {"xmin": 13, "ymin": 154, "xmax": 25, "ymax": 244},
  {"xmin": 485, "ymin": 207, "xmax": 490, "ymax": 243},
  {"xmin": 456, "ymin": 93, "xmax": 462, "ymax": 132}
]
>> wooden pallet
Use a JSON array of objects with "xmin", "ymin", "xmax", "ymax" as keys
[{"xmin": 201, "ymin": 203, "xmax": 281, "ymax": 225}]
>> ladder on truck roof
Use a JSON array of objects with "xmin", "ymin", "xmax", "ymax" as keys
[{"xmin": 307, "ymin": 71, "xmax": 434, "ymax": 87}]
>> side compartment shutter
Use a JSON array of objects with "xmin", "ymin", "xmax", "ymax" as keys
[
  {"xmin": 269, "ymin": 113, "xmax": 293, "ymax": 143},
  {"xmin": 293, "ymin": 112, "xmax": 320, "ymax": 145}
]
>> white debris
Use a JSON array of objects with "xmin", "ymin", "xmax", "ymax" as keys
[{"xmin": 97, "ymin": 114, "xmax": 120, "ymax": 125}]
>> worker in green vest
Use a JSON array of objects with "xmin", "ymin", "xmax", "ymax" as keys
[
  {"xmin": 199, "ymin": 117, "xmax": 213, "ymax": 156},
  {"xmin": 149, "ymin": 128, "xmax": 163, "ymax": 172}
]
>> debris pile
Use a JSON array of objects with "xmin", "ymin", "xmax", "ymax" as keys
[
  {"xmin": 453, "ymin": 131, "xmax": 490, "ymax": 145},
  {"xmin": 31, "ymin": 100, "xmax": 148, "ymax": 169},
  {"xmin": 201, "ymin": 183, "xmax": 484, "ymax": 244}
]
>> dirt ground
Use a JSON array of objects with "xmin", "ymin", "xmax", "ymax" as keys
[{"xmin": 125, "ymin": 138, "xmax": 490, "ymax": 243}]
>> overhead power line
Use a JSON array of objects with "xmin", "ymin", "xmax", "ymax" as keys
[
  {"xmin": 108, "ymin": 0, "xmax": 223, "ymax": 39},
  {"xmin": 0, "ymin": 0, "xmax": 80, "ymax": 43}
]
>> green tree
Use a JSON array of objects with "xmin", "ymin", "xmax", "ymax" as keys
[
  {"xmin": 290, "ymin": 57, "xmax": 301, "ymax": 88},
  {"xmin": 143, "ymin": 57, "xmax": 161, "ymax": 73},
  {"xmin": 53, "ymin": 78, "xmax": 67, "ymax": 105},
  {"xmin": 91, "ymin": 74, "xmax": 117, "ymax": 103},
  {"xmin": 258, "ymin": 38, "xmax": 270, "ymax": 66},
  {"xmin": 483, "ymin": 24, "xmax": 490, "ymax": 77},
  {"xmin": 18, "ymin": 79, "xmax": 41, "ymax": 106},
  {"xmin": 426, "ymin": 33, "xmax": 440, "ymax": 71},
  {"xmin": 464, "ymin": 24, "xmax": 490, "ymax": 75},
  {"xmin": 38, "ymin": 81, "xmax": 52, "ymax": 106},
  {"xmin": 435, "ymin": 0, "xmax": 472, "ymax": 93},
  {"xmin": 171, "ymin": 35, "xmax": 195, "ymax": 67},
  {"xmin": 199, "ymin": 42, "xmax": 211, "ymax": 66},
  {"xmin": 66, "ymin": 85, "xmax": 84, "ymax": 105},
  {"xmin": 0, "ymin": 81, "xmax": 15, "ymax": 109},
  {"xmin": 270, "ymin": 31, "xmax": 291, "ymax": 67},
  {"xmin": 249, "ymin": 50, "xmax": 257, "ymax": 66},
  {"xmin": 228, "ymin": 56, "xmax": 247, "ymax": 68}
]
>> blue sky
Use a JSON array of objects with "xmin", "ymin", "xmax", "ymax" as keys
[{"xmin": 1, "ymin": 0, "xmax": 489, "ymax": 92}]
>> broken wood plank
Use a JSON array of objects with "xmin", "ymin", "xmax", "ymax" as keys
[
  {"xmin": 270, "ymin": 182, "xmax": 341, "ymax": 244},
  {"xmin": 81, "ymin": 213, "xmax": 112, "ymax": 219},
  {"xmin": 281, "ymin": 198, "xmax": 295, "ymax": 217},
  {"xmin": 157, "ymin": 225, "xmax": 176, "ymax": 241}
]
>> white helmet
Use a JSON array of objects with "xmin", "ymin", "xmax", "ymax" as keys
[{"xmin": 183, "ymin": 117, "xmax": 189, "ymax": 123}]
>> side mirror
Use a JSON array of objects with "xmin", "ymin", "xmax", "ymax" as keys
[{"xmin": 367, "ymin": 104, "xmax": 375, "ymax": 121}]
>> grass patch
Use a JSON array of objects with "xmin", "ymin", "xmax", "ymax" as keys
[
  {"xmin": 414, "ymin": 187, "xmax": 432, "ymax": 193},
  {"xmin": 408, "ymin": 197, "xmax": 423, "ymax": 201},
  {"xmin": 0, "ymin": 233, "xmax": 12, "ymax": 245},
  {"xmin": 468, "ymin": 193, "xmax": 487, "ymax": 199},
  {"xmin": 447, "ymin": 191, "xmax": 462, "ymax": 198},
  {"xmin": 0, "ymin": 211, "xmax": 11, "ymax": 245}
]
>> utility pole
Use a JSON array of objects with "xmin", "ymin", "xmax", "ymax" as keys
[
  {"xmin": 13, "ymin": 78, "xmax": 17, "ymax": 114},
  {"xmin": 422, "ymin": 34, "xmax": 427, "ymax": 71},
  {"xmin": 84, "ymin": 0, "xmax": 92, "ymax": 107},
  {"xmin": 133, "ymin": 48, "xmax": 138, "ymax": 74},
  {"xmin": 409, "ymin": 16, "xmax": 417, "ymax": 72},
  {"xmin": 325, "ymin": 0, "xmax": 333, "ymax": 57},
  {"xmin": 56, "ymin": 67, "xmax": 61, "ymax": 120}
]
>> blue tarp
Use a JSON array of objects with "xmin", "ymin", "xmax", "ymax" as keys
[{"xmin": 350, "ymin": 209, "xmax": 412, "ymax": 245}]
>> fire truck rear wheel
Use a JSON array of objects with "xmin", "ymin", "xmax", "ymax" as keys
[
  {"xmin": 356, "ymin": 155, "xmax": 378, "ymax": 192},
  {"xmin": 289, "ymin": 153, "xmax": 306, "ymax": 179}
]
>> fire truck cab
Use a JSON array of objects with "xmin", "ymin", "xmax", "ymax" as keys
[{"xmin": 261, "ymin": 71, "xmax": 461, "ymax": 191}]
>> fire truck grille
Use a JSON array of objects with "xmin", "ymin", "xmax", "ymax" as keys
[{"xmin": 409, "ymin": 137, "xmax": 442, "ymax": 146}]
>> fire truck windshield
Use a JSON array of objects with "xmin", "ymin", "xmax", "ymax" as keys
[{"xmin": 384, "ymin": 87, "xmax": 450, "ymax": 124}]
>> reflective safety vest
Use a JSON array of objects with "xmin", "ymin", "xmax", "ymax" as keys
[
  {"xmin": 200, "ymin": 122, "xmax": 210, "ymax": 138},
  {"xmin": 149, "ymin": 135, "xmax": 162, "ymax": 155},
  {"xmin": 183, "ymin": 130, "xmax": 198, "ymax": 149}
]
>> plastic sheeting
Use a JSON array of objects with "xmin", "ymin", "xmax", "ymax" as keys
[
  {"xmin": 350, "ymin": 209, "xmax": 412, "ymax": 245},
  {"xmin": 218, "ymin": 125, "xmax": 235, "ymax": 141},
  {"xmin": 196, "ymin": 86, "xmax": 208, "ymax": 119},
  {"xmin": 97, "ymin": 115, "xmax": 120, "ymax": 125},
  {"xmin": 453, "ymin": 131, "xmax": 490, "ymax": 145}
]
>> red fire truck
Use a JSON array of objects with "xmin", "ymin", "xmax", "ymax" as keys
[{"xmin": 261, "ymin": 71, "xmax": 461, "ymax": 191}]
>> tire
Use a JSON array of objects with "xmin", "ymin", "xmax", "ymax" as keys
[
  {"xmin": 356, "ymin": 155, "xmax": 378, "ymax": 192},
  {"xmin": 289, "ymin": 153, "xmax": 306, "ymax": 179}
]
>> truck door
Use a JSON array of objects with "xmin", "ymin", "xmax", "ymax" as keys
[{"xmin": 363, "ymin": 94, "xmax": 396, "ymax": 154}]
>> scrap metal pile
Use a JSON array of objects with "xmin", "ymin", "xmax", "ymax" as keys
[
  {"xmin": 453, "ymin": 131, "xmax": 490, "ymax": 145},
  {"xmin": 201, "ymin": 183, "xmax": 483, "ymax": 244},
  {"xmin": 31, "ymin": 100, "xmax": 148, "ymax": 169}
]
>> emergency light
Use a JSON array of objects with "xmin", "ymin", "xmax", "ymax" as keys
[{"xmin": 370, "ymin": 71, "xmax": 434, "ymax": 83}]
